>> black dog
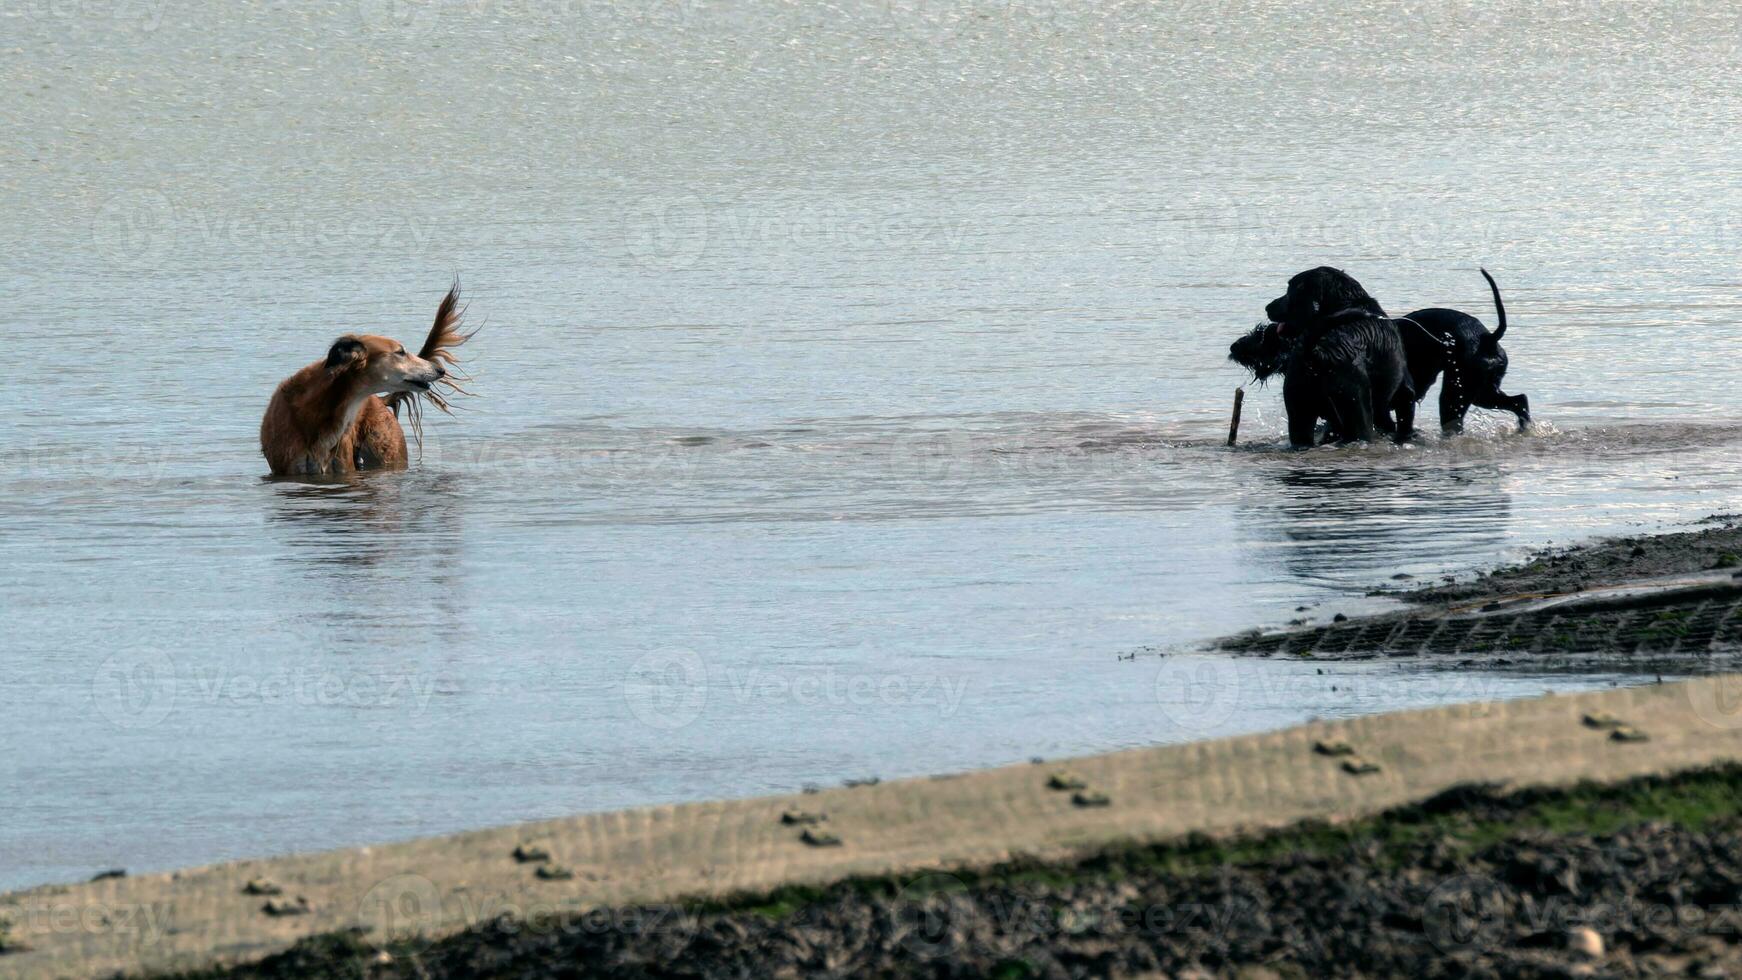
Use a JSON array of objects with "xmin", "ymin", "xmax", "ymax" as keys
[
  {"xmin": 1253, "ymin": 267, "xmax": 1416, "ymax": 447},
  {"xmin": 1227, "ymin": 321, "xmax": 1357, "ymax": 444},
  {"xmin": 1394, "ymin": 270, "xmax": 1530, "ymax": 433}
]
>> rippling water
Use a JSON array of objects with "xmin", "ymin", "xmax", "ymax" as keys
[{"xmin": 3, "ymin": 0, "xmax": 1740, "ymax": 890}]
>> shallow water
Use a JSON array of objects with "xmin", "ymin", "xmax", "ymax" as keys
[{"xmin": 3, "ymin": 0, "xmax": 1741, "ymax": 891}]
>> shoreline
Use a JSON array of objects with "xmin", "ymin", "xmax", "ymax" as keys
[
  {"xmin": 4, "ymin": 675, "xmax": 1741, "ymax": 979},
  {"xmin": 6, "ymin": 521, "xmax": 1742, "ymax": 978},
  {"xmin": 1219, "ymin": 516, "xmax": 1742, "ymax": 671}
]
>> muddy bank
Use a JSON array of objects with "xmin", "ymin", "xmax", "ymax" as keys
[
  {"xmin": 1219, "ymin": 518, "xmax": 1742, "ymax": 666},
  {"xmin": 146, "ymin": 765, "xmax": 1742, "ymax": 980},
  {"xmin": 14, "ymin": 677, "xmax": 1740, "ymax": 980},
  {"xmin": 1390, "ymin": 517, "xmax": 1742, "ymax": 607}
]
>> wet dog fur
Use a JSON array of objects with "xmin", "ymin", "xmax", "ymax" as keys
[{"xmin": 260, "ymin": 286, "xmax": 473, "ymax": 476}]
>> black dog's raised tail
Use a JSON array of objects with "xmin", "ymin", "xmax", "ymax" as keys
[{"xmin": 1480, "ymin": 267, "xmax": 1507, "ymax": 341}]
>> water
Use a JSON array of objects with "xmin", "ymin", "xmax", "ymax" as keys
[{"xmin": 3, "ymin": 0, "xmax": 1740, "ymax": 891}]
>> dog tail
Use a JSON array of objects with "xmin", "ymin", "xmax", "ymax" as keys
[
  {"xmin": 387, "ymin": 281, "xmax": 477, "ymax": 448},
  {"xmin": 1480, "ymin": 267, "xmax": 1507, "ymax": 342}
]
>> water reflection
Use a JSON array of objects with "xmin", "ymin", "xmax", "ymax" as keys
[
  {"xmin": 262, "ymin": 471, "xmax": 470, "ymax": 640},
  {"xmin": 1238, "ymin": 458, "xmax": 1513, "ymax": 583}
]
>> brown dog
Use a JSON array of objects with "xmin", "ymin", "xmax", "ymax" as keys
[{"xmin": 260, "ymin": 286, "xmax": 472, "ymax": 476}]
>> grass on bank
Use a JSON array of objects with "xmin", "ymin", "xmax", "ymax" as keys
[{"xmin": 144, "ymin": 762, "xmax": 1742, "ymax": 979}]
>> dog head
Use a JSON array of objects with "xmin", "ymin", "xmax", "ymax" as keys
[
  {"xmin": 1264, "ymin": 266, "xmax": 1386, "ymax": 329},
  {"xmin": 1228, "ymin": 322, "xmax": 1294, "ymax": 383},
  {"xmin": 326, "ymin": 334, "xmax": 446, "ymax": 395}
]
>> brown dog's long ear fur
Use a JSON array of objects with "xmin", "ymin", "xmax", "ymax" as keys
[
  {"xmin": 326, "ymin": 336, "xmax": 366, "ymax": 371},
  {"xmin": 385, "ymin": 281, "xmax": 479, "ymax": 450},
  {"xmin": 418, "ymin": 283, "xmax": 474, "ymax": 371}
]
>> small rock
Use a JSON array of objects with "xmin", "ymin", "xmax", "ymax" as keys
[
  {"xmin": 512, "ymin": 843, "xmax": 551, "ymax": 864},
  {"xmin": 780, "ymin": 810, "xmax": 827, "ymax": 826},
  {"xmin": 535, "ymin": 865, "xmax": 575, "ymax": 881},
  {"xmin": 843, "ymin": 776, "xmax": 881, "ymax": 788},
  {"xmin": 1072, "ymin": 791, "xmax": 1112, "ymax": 808},
  {"xmin": 242, "ymin": 878, "xmax": 283, "ymax": 896},
  {"xmin": 1610, "ymin": 726, "xmax": 1650, "ymax": 743},
  {"xmin": 1314, "ymin": 740, "xmax": 1356, "ymax": 757},
  {"xmin": 1332, "ymin": 613, "xmax": 1348, "ymax": 623},
  {"xmin": 374, "ymin": 951, "xmax": 394, "ymax": 966},
  {"xmin": 1391, "ymin": 573, "xmax": 1413, "ymax": 581},
  {"xmin": 1342, "ymin": 757, "xmax": 1381, "ymax": 775},
  {"xmin": 1047, "ymin": 771, "xmax": 1088, "ymax": 790},
  {"xmin": 90, "ymin": 869, "xmax": 126, "ymax": 882},
  {"xmin": 262, "ymin": 896, "xmax": 311, "ymax": 917},
  {"xmin": 1582, "ymin": 713, "xmax": 1625, "ymax": 730},
  {"xmin": 800, "ymin": 829, "xmax": 843, "ymax": 847},
  {"xmin": 1568, "ymin": 927, "xmax": 1604, "ymax": 959}
]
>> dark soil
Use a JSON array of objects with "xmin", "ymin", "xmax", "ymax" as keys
[
  {"xmin": 1389, "ymin": 518, "xmax": 1742, "ymax": 607},
  {"xmin": 1217, "ymin": 517, "xmax": 1742, "ymax": 665},
  {"xmin": 146, "ymin": 765, "xmax": 1742, "ymax": 980}
]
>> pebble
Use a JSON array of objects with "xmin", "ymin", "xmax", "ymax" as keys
[
  {"xmin": 262, "ymin": 896, "xmax": 311, "ymax": 917},
  {"xmin": 1568, "ymin": 927, "xmax": 1604, "ymax": 959},
  {"xmin": 512, "ymin": 844, "xmax": 551, "ymax": 864}
]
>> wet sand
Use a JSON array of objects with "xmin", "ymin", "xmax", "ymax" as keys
[
  {"xmin": 8, "ymin": 525, "xmax": 1742, "ymax": 978},
  {"xmin": 4, "ymin": 674, "xmax": 1742, "ymax": 979},
  {"xmin": 151, "ymin": 765, "xmax": 1742, "ymax": 980},
  {"xmin": 1219, "ymin": 517, "xmax": 1742, "ymax": 670}
]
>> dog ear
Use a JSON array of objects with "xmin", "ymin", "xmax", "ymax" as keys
[{"xmin": 326, "ymin": 336, "xmax": 367, "ymax": 371}]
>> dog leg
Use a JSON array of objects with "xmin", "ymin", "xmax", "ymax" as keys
[
  {"xmin": 1283, "ymin": 376, "xmax": 1321, "ymax": 448},
  {"xmin": 1471, "ymin": 390, "xmax": 1531, "ymax": 432},
  {"xmin": 1438, "ymin": 383, "xmax": 1472, "ymax": 434},
  {"xmin": 1391, "ymin": 390, "xmax": 1416, "ymax": 444}
]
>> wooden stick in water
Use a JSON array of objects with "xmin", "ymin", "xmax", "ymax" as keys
[{"xmin": 1227, "ymin": 387, "xmax": 1245, "ymax": 447}]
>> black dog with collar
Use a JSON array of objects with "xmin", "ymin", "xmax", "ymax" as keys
[
  {"xmin": 1392, "ymin": 270, "xmax": 1530, "ymax": 433},
  {"xmin": 1258, "ymin": 267, "xmax": 1416, "ymax": 447}
]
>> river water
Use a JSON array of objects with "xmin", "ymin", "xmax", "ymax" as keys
[{"xmin": 2, "ymin": 0, "xmax": 1739, "ymax": 890}]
